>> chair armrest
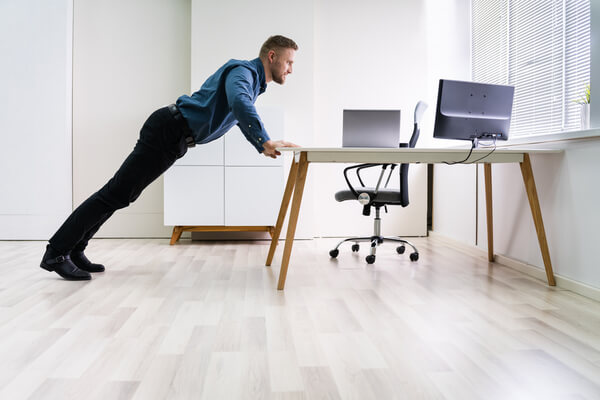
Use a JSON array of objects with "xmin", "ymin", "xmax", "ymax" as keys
[
  {"xmin": 342, "ymin": 164, "xmax": 370, "ymax": 196},
  {"xmin": 356, "ymin": 164, "xmax": 380, "ymax": 186},
  {"xmin": 342, "ymin": 163, "xmax": 392, "ymax": 196}
]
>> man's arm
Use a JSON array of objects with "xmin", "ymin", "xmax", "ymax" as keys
[
  {"xmin": 225, "ymin": 67, "xmax": 298, "ymax": 158},
  {"xmin": 225, "ymin": 67, "xmax": 270, "ymax": 152}
]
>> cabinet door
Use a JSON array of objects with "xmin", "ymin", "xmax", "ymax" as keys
[
  {"xmin": 224, "ymin": 106, "xmax": 284, "ymax": 167},
  {"xmin": 164, "ymin": 166, "xmax": 224, "ymax": 225},
  {"xmin": 175, "ymin": 136, "xmax": 224, "ymax": 166},
  {"xmin": 224, "ymin": 166, "xmax": 283, "ymax": 226}
]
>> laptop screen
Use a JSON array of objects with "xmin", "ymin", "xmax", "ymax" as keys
[{"xmin": 342, "ymin": 110, "xmax": 401, "ymax": 148}]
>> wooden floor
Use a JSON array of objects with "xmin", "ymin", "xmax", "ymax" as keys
[{"xmin": 1, "ymin": 237, "xmax": 600, "ymax": 400}]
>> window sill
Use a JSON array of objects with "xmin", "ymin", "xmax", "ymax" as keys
[{"xmin": 501, "ymin": 127, "xmax": 600, "ymax": 147}]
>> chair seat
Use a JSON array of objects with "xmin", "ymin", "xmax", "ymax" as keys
[{"xmin": 334, "ymin": 187, "xmax": 404, "ymax": 204}]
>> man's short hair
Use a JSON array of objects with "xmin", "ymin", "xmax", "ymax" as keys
[{"xmin": 259, "ymin": 35, "xmax": 298, "ymax": 59}]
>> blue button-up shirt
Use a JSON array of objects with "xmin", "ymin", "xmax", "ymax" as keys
[{"xmin": 176, "ymin": 58, "xmax": 270, "ymax": 153}]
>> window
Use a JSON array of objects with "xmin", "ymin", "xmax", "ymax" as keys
[{"xmin": 472, "ymin": 0, "xmax": 590, "ymax": 136}]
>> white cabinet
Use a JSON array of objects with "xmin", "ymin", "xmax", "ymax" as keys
[
  {"xmin": 164, "ymin": 107, "xmax": 285, "ymax": 243},
  {"xmin": 224, "ymin": 166, "xmax": 284, "ymax": 226},
  {"xmin": 164, "ymin": 166, "xmax": 224, "ymax": 225}
]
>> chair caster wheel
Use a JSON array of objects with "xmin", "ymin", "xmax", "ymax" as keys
[
  {"xmin": 409, "ymin": 252, "xmax": 419, "ymax": 262},
  {"xmin": 366, "ymin": 255, "xmax": 376, "ymax": 264},
  {"xmin": 351, "ymin": 244, "xmax": 360, "ymax": 252},
  {"xmin": 329, "ymin": 249, "xmax": 339, "ymax": 258},
  {"xmin": 396, "ymin": 245, "xmax": 405, "ymax": 254}
]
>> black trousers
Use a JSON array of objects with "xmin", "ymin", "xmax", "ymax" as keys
[{"xmin": 49, "ymin": 106, "xmax": 189, "ymax": 254}]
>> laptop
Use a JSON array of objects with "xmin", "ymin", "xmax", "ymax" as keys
[{"xmin": 342, "ymin": 110, "xmax": 401, "ymax": 148}]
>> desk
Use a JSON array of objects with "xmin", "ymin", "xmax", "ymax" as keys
[{"xmin": 265, "ymin": 147, "xmax": 561, "ymax": 290}]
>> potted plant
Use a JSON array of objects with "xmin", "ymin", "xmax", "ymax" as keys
[{"xmin": 575, "ymin": 83, "xmax": 591, "ymax": 129}]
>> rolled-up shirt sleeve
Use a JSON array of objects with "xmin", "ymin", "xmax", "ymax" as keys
[{"xmin": 225, "ymin": 66, "xmax": 270, "ymax": 153}]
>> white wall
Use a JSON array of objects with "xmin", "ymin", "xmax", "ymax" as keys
[
  {"xmin": 188, "ymin": 0, "xmax": 430, "ymax": 240},
  {"xmin": 422, "ymin": 0, "xmax": 472, "ymax": 147},
  {"xmin": 425, "ymin": 0, "xmax": 475, "ymax": 244},
  {"xmin": 73, "ymin": 0, "xmax": 190, "ymax": 237},
  {"xmin": 312, "ymin": 0, "xmax": 429, "ymax": 238},
  {"xmin": 474, "ymin": 141, "xmax": 600, "ymax": 289},
  {"xmin": 0, "ymin": 0, "xmax": 458, "ymax": 241},
  {"xmin": 13, "ymin": 0, "xmax": 597, "ymax": 294},
  {"xmin": 0, "ymin": 0, "xmax": 73, "ymax": 240}
]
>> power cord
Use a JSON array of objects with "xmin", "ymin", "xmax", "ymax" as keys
[
  {"xmin": 443, "ymin": 135, "xmax": 497, "ymax": 165},
  {"xmin": 466, "ymin": 136, "xmax": 497, "ymax": 163}
]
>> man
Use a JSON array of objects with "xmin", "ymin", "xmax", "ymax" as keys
[{"xmin": 40, "ymin": 35, "xmax": 299, "ymax": 281}]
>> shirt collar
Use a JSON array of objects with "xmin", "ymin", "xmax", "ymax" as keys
[{"xmin": 252, "ymin": 58, "xmax": 267, "ymax": 94}]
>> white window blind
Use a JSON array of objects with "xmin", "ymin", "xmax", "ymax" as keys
[
  {"xmin": 472, "ymin": 0, "xmax": 508, "ymax": 86},
  {"xmin": 472, "ymin": 0, "xmax": 590, "ymax": 136},
  {"xmin": 564, "ymin": 0, "xmax": 591, "ymax": 130}
]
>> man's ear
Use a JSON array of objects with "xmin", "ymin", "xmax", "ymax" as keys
[{"xmin": 268, "ymin": 49, "xmax": 276, "ymax": 63}]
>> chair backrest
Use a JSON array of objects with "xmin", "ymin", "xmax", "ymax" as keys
[
  {"xmin": 409, "ymin": 100, "xmax": 428, "ymax": 148},
  {"xmin": 399, "ymin": 101, "xmax": 428, "ymax": 206}
]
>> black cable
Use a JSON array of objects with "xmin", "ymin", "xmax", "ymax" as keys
[
  {"xmin": 443, "ymin": 135, "xmax": 497, "ymax": 165},
  {"xmin": 443, "ymin": 140, "xmax": 475, "ymax": 165},
  {"xmin": 465, "ymin": 138, "xmax": 497, "ymax": 163}
]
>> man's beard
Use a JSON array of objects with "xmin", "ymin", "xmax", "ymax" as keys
[{"xmin": 272, "ymin": 70, "xmax": 286, "ymax": 85}]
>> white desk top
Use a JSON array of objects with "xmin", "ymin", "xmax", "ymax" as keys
[{"xmin": 278, "ymin": 147, "xmax": 561, "ymax": 164}]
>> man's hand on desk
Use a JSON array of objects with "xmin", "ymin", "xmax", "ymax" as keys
[{"xmin": 262, "ymin": 140, "xmax": 300, "ymax": 159}]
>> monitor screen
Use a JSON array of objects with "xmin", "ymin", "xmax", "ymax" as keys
[
  {"xmin": 433, "ymin": 79, "xmax": 514, "ymax": 143},
  {"xmin": 342, "ymin": 110, "xmax": 401, "ymax": 148}
]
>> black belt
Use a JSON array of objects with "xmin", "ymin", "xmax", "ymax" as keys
[{"xmin": 168, "ymin": 103, "xmax": 195, "ymax": 148}]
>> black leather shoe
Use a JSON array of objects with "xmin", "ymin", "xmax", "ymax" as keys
[
  {"xmin": 70, "ymin": 251, "xmax": 105, "ymax": 273},
  {"xmin": 40, "ymin": 246, "xmax": 91, "ymax": 281}
]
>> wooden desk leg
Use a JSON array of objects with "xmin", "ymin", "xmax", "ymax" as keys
[
  {"xmin": 266, "ymin": 159, "xmax": 299, "ymax": 266},
  {"xmin": 277, "ymin": 152, "xmax": 309, "ymax": 290},
  {"xmin": 169, "ymin": 226, "xmax": 183, "ymax": 245},
  {"xmin": 519, "ymin": 153, "xmax": 556, "ymax": 286},
  {"xmin": 484, "ymin": 163, "xmax": 495, "ymax": 262}
]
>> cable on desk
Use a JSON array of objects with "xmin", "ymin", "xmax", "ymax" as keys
[{"xmin": 443, "ymin": 136, "xmax": 497, "ymax": 165}]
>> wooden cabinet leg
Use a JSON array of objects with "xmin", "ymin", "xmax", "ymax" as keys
[{"xmin": 169, "ymin": 226, "xmax": 183, "ymax": 245}]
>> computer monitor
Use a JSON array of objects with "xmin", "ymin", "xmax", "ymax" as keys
[
  {"xmin": 433, "ymin": 79, "xmax": 515, "ymax": 145},
  {"xmin": 342, "ymin": 110, "xmax": 401, "ymax": 148}
]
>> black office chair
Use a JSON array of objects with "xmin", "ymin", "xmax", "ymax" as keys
[{"xmin": 329, "ymin": 101, "xmax": 428, "ymax": 264}]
